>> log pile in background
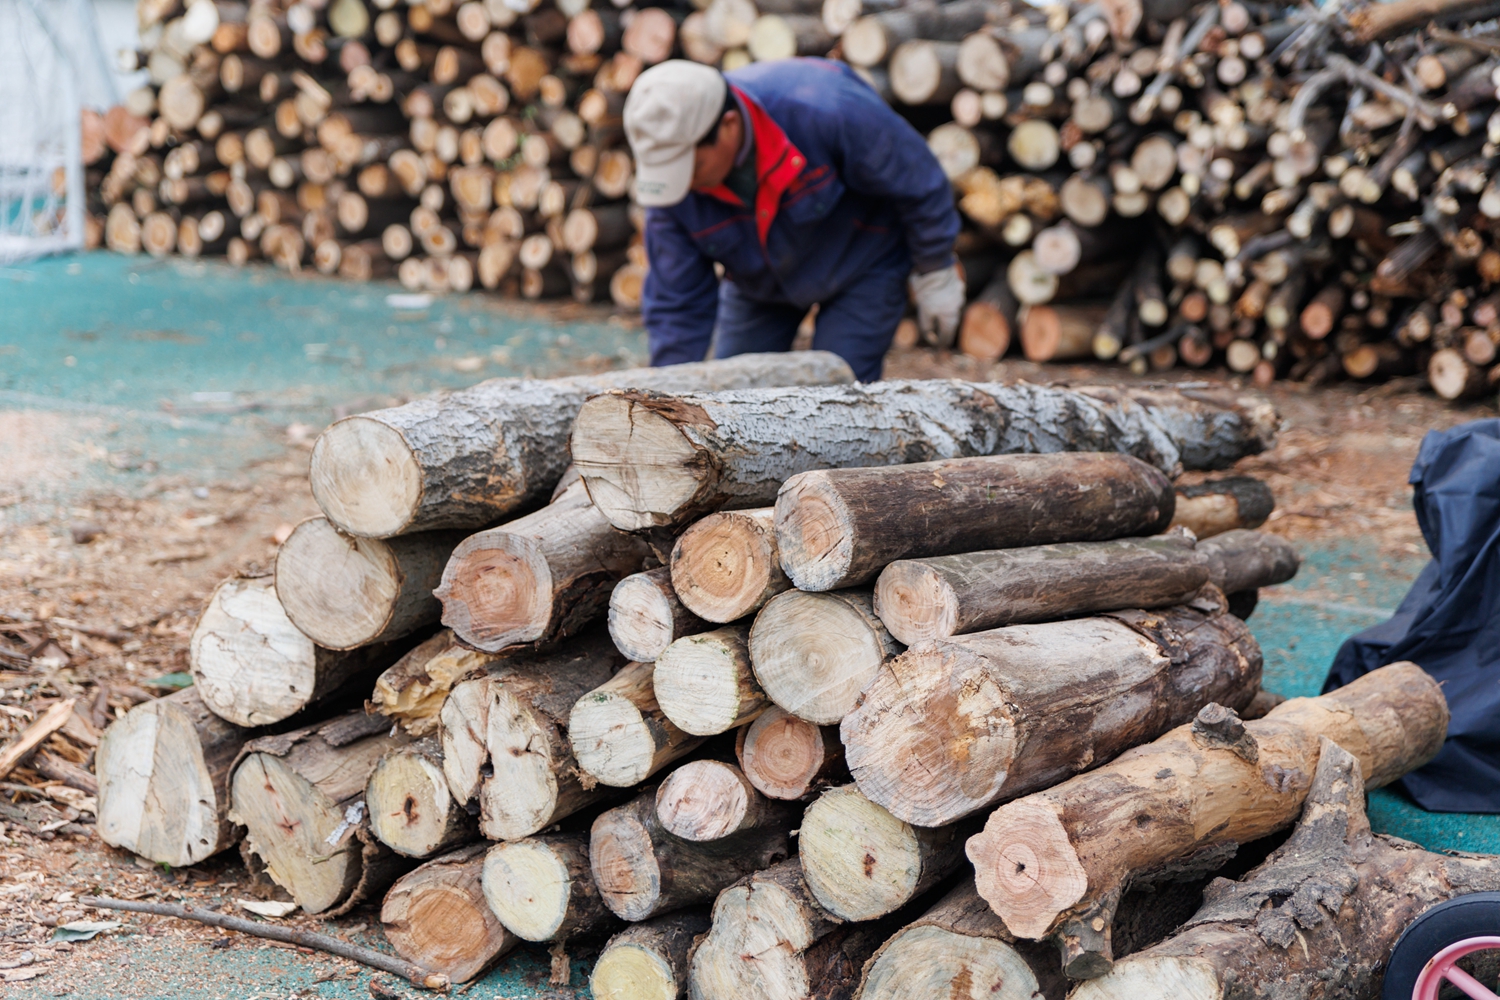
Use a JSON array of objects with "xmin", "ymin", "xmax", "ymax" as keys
[
  {"xmin": 94, "ymin": 361, "xmax": 1456, "ymax": 996},
  {"xmin": 95, "ymin": 0, "xmax": 1500, "ymax": 402}
]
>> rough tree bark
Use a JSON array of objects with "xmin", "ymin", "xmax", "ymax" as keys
[
  {"xmin": 381, "ymin": 843, "xmax": 518, "ymax": 984},
  {"xmin": 609, "ymin": 567, "xmax": 710, "ymax": 663},
  {"xmin": 775, "ymin": 453, "xmax": 1174, "ymax": 592},
  {"xmin": 308, "ymin": 352, "xmax": 854, "ymax": 538},
  {"xmin": 843, "ymin": 589, "xmax": 1264, "ymax": 828},
  {"xmin": 966, "ymin": 662, "xmax": 1449, "ymax": 978}
]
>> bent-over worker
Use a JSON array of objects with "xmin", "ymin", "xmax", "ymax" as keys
[{"xmin": 622, "ymin": 58, "xmax": 964, "ymax": 382}]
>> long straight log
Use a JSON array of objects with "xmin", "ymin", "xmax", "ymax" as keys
[
  {"xmin": 966, "ymin": 662, "xmax": 1449, "ymax": 977},
  {"xmin": 1071, "ymin": 739, "xmax": 1500, "ymax": 1000},
  {"xmin": 736, "ymin": 705, "xmax": 847, "ymax": 801},
  {"xmin": 843, "ymin": 588, "xmax": 1263, "ymax": 828},
  {"xmin": 775, "ymin": 453, "xmax": 1174, "ymax": 592},
  {"xmin": 366, "ymin": 737, "xmax": 476, "ymax": 858},
  {"xmin": 438, "ymin": 630, "xmax": 623, "ymax": 840},
  {"xmin": 229, "ymin": 712, "xmax": 414, "ymax": 915},
  {"xmin": 573, "ymin": 382, "xmax": 1278, "ymax": 532},
  {"xmin": 589, "ymin": 789, "xmax": 793, "ymax": 921},
  {"xmin": 482, "ymin": 832, "xmax": 617, "ymax": 943},
  {"xmin": 309, "ymin": 352, "xmax": 854, "ymax": 539},
  {"xmin": 608, "ymin": 567, "xmax": 709, "ymax": 663},
  {"xmin": 381, "ymin": 843, "xmax": 517, "ymax": 985},
  {"xmin": 591, "ymin": 911, "xmax": 711, "ymax": 1000},
  {"xmin": 191, "ymin": 576, "xmax": 410, "ymax": 726},
  {"xmin": 434, "ymin": 479, "xmax": 650, "ymax": 652},
  {"xmin": 97, "ymin": 687, "xmax": 252, "ymax": 867},
  {"xmin": 275, "ymin": 517, "xmax": 460, "ymax": 650},
  {"xmin": 669, "ymin": 508, "xmax": 789, "ymax": 623}
]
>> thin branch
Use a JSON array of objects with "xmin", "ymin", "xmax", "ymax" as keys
[
  {"xmin": 81, "ymin": 897, "xmax": 451, "ymax": 992},
  {"xmin": 1324, "ymin": 52, "xmax": 1456, "ymax": 127},
  {"xmin": 1427, "ymin": 25, "xmax": 1500, "ymax": 53}
]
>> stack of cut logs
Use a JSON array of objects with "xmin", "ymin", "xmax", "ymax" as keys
[
  {"xmin": 94, "ymin": 351, "xmax": 1463, "ymax": 997},
  {"xmin": 96, "ymin": 0, "xmax": 1500, "ymax": 397}
]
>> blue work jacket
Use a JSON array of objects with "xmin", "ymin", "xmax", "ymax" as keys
[{"xmin": 640, "ymin": 58, "xmax": 961, "ymax": 366}]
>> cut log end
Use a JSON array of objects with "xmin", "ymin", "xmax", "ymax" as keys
[
  {"xmin": 872, "ymin": 560, "xmax": 959, "ymax": 645},
  {"xmin": 435, "ymin": 534, "xmax": 552, "ymax": 651},
  {"xmin": 655, "ymin": 760, "xmax": 756, "ymax": 841},
  {"xmin": 1069, "ymin": 956, "xmax": 1222, "ymax": 1000},
  {"xmin": 737, "ymin": 706, "xmax": 838, "ymax": 801},
  {"xmin": 589, "ymin": 807, "xmax": 663, "ymax": 921},
  {"xmin": 608, "ymin": 568, "xmax": 704, "ymax": 663},
  {"xmin": 800, "ymin": 785, "xmax": 923, "ymax": 921},
  {"xmin": 589, "ymin": 941, "xmax": 680, "ymax": 1000},
  {"xmin": 381, "ymin": 847, "xmax": 516, "ymax": 985},
  {"xmin": 652, "ymin": 627, "xmax": 762, "ymax": 736},
  {"xmin": 190, "ymin": 576, "xmax": 317, "ymax": 727},
  {"xmin": 570, "ymin": 691, "xmax": 663, "ymax": 788},
  {"xmin": 749, "ymin": 589, "xmax": 894, "ymax": 725},
  {"xmin": 773, "ymin": 475, "xmax": 854, "ymax": 592},
  {"xmin": 310, "ymin": 415, "xmax": 424, "ymax": 538},
  {"xmin": 966, "ymin": 798, "xmax": 1089, "ymax": 940},
  {"xmin": 274, "ymin": 517, "xmax": 425, "ymax": 650},
  {"xmin": 670, "ymin": 508, "xmax": 785, "ymax": 622},
  {"xmin": 574, "ymin": 394, "xmax": 704, "ymax": 532},
  {"xmin": 367, "ymin": 745, "xmax": 467, "ymax": 858},
  {"xmin": 860, "ymin": 921, "xmax": 1048, "ymax": 1000},
  {"xmin": 481, "ymin": 840, "xmax": 575, "ymax": 942}
]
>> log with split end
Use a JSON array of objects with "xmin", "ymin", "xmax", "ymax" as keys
[
  {"xmin": 775, "ymin": 452, "xmax": 1175, "ymax": 593},
  {"xmin": 590, "ymin": 911, "xmax": 711, "ymax": 1000},
  {"xmin": 736, "ymin": 705, "xmax": 847, "ymax": 801},
  {"xmin": 966, "ymin": 662, "xmax": 1449, "ymax": 977},
  {"xmin": 366, "ymin": 737, "xmax": 475, "ymax": 859},
  {"xmin": 192, "ymin": 575, "xmax": 413, "ymax": 727},
  {"xmin": 482, "ymin": 832, "xmax": 617, "ymax": 943},
  {"xmin": 589, "ymin": 790, "xmax": 793, "ymax": 922},
  {"xmin": 799, "ymin": 784, "xmax": 978, "ymax": 922},
  {"xmin": 370, "ymin": 629, "xmax": 504, "ymax": 736},
  {"xmin": 96, "ymin": 687, "xmax": 253, "ymax": 867},
  {"xmin": 844, "ymin": 592, "xmax": 1264, "ymax": 828},
  {"xmin": 749, "ymin": 588, "xmax": 901, "ymax": 726},
  {"xmin": 381, "ymin": 844, "xmax": 517, "ymax": 985},
  {"xmin": 653, "ymin": 625, "xmax": 766, "ymax": 736},
  {"xmin": 308, "ymin": 352, "xmax": 854, "ymax": 538},
  {"xmin": 670, "ymin": 507, "xmax": 789, "ymax": 622},
  {"xmin": 434, "ymin": 479, "xmax": 651, "ymax": 652},
  {"xmin": 655, "ymin": 759, "xmax": 797, "ymax": 841},
  {"xmin": 570, "ymin": 659, "xmax": 707, "ymax": 788},
  {"xmin": 438, "ymin": 630, "xmax": 623, "ymax": 841},
  {"xmin": 608, "ymin": 567, "xmax": 709, "ymax": 663},
  {"xmin": 274, "ymin": 517, "xmax": 462, "ymax": 650}
]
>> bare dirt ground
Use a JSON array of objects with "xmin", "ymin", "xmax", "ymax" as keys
[{"xmin": 0, "ymin": 343, "xmax": 1487, "ymax": 995}]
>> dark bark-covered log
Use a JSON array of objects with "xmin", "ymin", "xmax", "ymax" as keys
[
  {"xmin": 191, "ymin": 575, "xmax": 411, "ymax": 726},
  {"xmin": 844, "ymin": 588, "xmax": 1263, "ymax": 828},
  {"xmin": 608, "ymin": 567, "xmax": 710, "ymax": 663},
  {"xmin": 381, "ymin": 844, "xmax": 517, "ymax": 984},
  {"xmin": 573, "ymin": 382, "xmax": 1278, "ymax": 532},
  {"xmin": 229, "ymin": 712, "xmax": 415, "ymax": 915},
  {"xmin": 967, "ymin": 663, "xmax": 1449, "ymax": 977},
  {"xmin": 652, "ymin": 625, "xmax": 766, "ymax": 737},
  {"xmin": 309, "ymin": 352, "xmax": 854, "ymax": 539},
  {"xmin": 800, "ymin": 784, "xmax": 977, "ymax": 921},
  {"xmin": 97, "ymin": 687, "xmax": 252, "ymax": 867},
  {"xmin": 589, "ymin": 790, "xmax": 793, "ymax": 921},
  {"xmin": 482, "ymin": 832, "xmax": 617, "ymax": 943},
  {"xmin": 775, "ymin": 453, "xmax": 1174, "ymax": 592},
  {"xmin": 591, "ymin": 910, "xmax": 712, "ymax": 1000},
  {"xmin": 736, "ymin": 705, "xmax": 848, "ymax": 801},
  {"xmin": 1194, "ymin": 530, "xmax": 1301, "ymax": 595},
  {"xmin": 1171, "ymin": 476, "xmax": 1275, "ymax": 538},
  {"xmin": 434, "ymin": 479, "xmax": 651, "ymax": 653},
  {"xmin": 275, "ymin": 517, "xmax": 461, "ymax": 650},
  {"xmin": 749, "ymin": 588, "xmax": 901, "ymax": 726},
  {"xmin": 366, "ymin": 737, "xmax": 476, "ymax": 858},
  {"xmin": 655, "ymin": 759, "xmax": 797, "ymax": 841},
  {"xmin": 670, "ymin": 508, "xmax": 789, "ymax": 623},
  {"xmin": 570, "ymin": 659, "xmax": 707, "ymax": 788},
  {"xmin": 959, "ymin": 272, "xmax": 1017, "ymax": 362},
  {"xmin": 438, "ymin": 630, "xmax": 624, "ymax": 840}
]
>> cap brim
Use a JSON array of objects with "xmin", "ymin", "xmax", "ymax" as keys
[{"xmin": 632, "ymin": 147, "xmax": 695, "ymax": 208}]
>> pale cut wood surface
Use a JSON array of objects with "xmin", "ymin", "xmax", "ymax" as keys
[
  {"xmin": 670, "ymin": 508, "xmax": 790, "ymax": 622},
  {"xmin": 569, "ymin": 659, "xmax": 705, "ymax": 788},
  {"xmin": 652, "ymin": 625, "xmax": 766, "ymax": 736},
  {"xmin": 735, "ymin": 705, "xmax": 847, "ymax": 801},
  {"xmin": 655, "ymin": 760, "xmax": 794, "ymax": 841},
  {"xmin": 381, "ymin": 843, "xmax": 517, "ymax": 984},
  {"xmin": 482, "ymin": 832, "xmax": 616, "ymax": 943},
  {"xmin": 591, "ymin": 910, "xmax": 711, "ymax": 1000},
  {"xmin": 371, "ymin": 629, "xmax": 504, "ymax": 736},
  {"xmin": 366, "ymin": 737, "xmax": 476, "ymax": 858},
  {"xmin": 608, "ymin": 567, "xmax": 710, "ymax": 663}
]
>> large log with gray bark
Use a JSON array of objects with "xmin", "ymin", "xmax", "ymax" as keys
[
  {"xmin": 573, "ymin": 382, "xmax": 1278, "ymax": 531},
  {"xmin": 842, "ymin": 588, "xmax": 1263, "ymax": 828},
  {"xmin": 309, "ymin": 352, "xmax": 855, "ymax": 538},
  {"xmin": 775, "ymin": 453, "xmax": 1175, "ymax": 592},
  {"xmin": 966, "ymin": 662, "xmax": 1449, "ymax": 978}
]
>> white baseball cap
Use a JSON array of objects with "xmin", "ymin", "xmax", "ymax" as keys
[{"xmin": 624, "ymin": 60, "xmax": 728, "ymax": 207}]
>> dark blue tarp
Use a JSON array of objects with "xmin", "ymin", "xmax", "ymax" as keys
[{"xmin": 1324, "ymin": 418, "xmax": 1500, "ymax": 813}]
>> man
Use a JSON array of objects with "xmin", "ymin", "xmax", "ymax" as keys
[{"xmin": 623, "ymin": 58, "xmax": 964, "ymax": 382}]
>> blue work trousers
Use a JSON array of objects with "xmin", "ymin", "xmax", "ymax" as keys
[{"xmin": 710, "ymin": 253, "xmax": 909, "ymax": 383}]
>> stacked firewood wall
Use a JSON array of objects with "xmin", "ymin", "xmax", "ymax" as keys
[
  {"xmin": 93, "ymin": 353, "xmax": 1468, "ymax": 995},
  {"xmin": 95, "ymin": 0, "xmax": 1500, "ymax": 396}
]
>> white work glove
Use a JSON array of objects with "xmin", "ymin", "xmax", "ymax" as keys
[{"xmin": 909, "ymin": 264, "xmax": 965, "ymax": 349}]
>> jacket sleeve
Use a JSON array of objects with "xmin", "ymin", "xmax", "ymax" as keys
[
  {"xmin": 641, "ymin": 208, "xmax": 719, "ymax": 366},
  {"xmin": 832, "ymin": 83, "xmax": 960, "ymax": 273}
]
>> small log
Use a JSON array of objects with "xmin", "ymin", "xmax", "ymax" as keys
[
  {"xmin": 1194, "ymin": 529, "xmax": 1301, "ymax": 596},
  {"xmin": 890, "ymin": 40, "xmax": 962, "ymax": 106},
  {"xmin": 800, "ymin": 784, "xmax": 975, "ymax": 921},
  {"xmin": 748, "ymin": 13, "xmax": 834, "ymax": 61},
  {"xmin": 622, "ymin": 6, "xmax": 677, "ymax": 64},
  {"xmin": 570, "ymin": 659, "xmax": 706, "ymax": 788},
  {"xmin": 608, "ymin": 567, "xmax": 709, "ymax": 663},
  {"xmin": 670, "ymin": 508, "xmax": 789, "ymax": 623},
  {"xmin": 844, "ymin": 589, "xmax": 1263, "ymax": 828},
  {"xmin": 591, "ymin": 911, "xmax": 712, "ymax": 1000},
  {"xmin": 736, "ymin": 705, "xmax": 846, "ymax": 801},
  {"xmin": 956, "ymin": 24, "xmax": 1049, "ymax": 90},
  {"xmin": 96, "ymin": 688, "xmax": 250, "ymax": 866},
  {"xmin": 776, "ymin": 453, "xmax": 1174, "ymax": 593},
  {"xmin": 366, "ymin": 737, "xmax": 476, "ymax": 858},
  {"xmin": 590, "ymin": 790, "xmax": 792, "ymax": 921},
  {"xmin": 482, "ymin": 832, "xmax": 616, "ymax": 942},
  {"xmin": 748, "ymin": 588, "xmax": 899, "ymax": 726},
  {"xmin": 275, "ymin": 517, "xmax": 462, "ymax": 650},
  {"xmin": 191, "ymin": 576, "xmax": 409, "ymax": 727},
  {"xmin": 381, "ymin": 844, "xmax": 517, "ymax": 985},
  {"xmin": 1170, "ymin": 476, "xmax": 1275, "ymax": 538},
  {"xmin": 958, "ymin": 272, "xmax": 1017, "ymax": 362},
  {"xmin": 1429, "ymin": 347, "xmax": 1489, "ymax": 399},
  {"xmin": 438, "ymin": 630, "xmax": 623, "ymax": 840},
  {"xmin": 653, "ymin": 625, "xmax": 766, "ymax": 736},
  {"xmin": 434, "ymin": 479, "xmax": 650, "ymax": 653},
  {"xmin": 309, "ymin": 352, "xmax": 854, "ymax": 538},
  {"xmin": 229, "ymin": 712, "xmax": 414, "ymax": 915},
  {"xmin": 1008, "ymin": 119, "xmax": 1060, "ymax": 171},
  {"xmin": 967, "ymin": 662, "xmax": 1448, "ymax": 976},
  {"xmin": 655, "ymin": 759, "xmax": 796, "ymax": 841},
  {"xmin": 843, "ymin": 0, "xmax": 998, "ymax": 68},
  {"xmin": 1020, "ymin": 303, "xmax": 1107, "ymax": 361},
  {"xmin": 370, "ymin": 630, "xmax": 501, "ymax": 735}
]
